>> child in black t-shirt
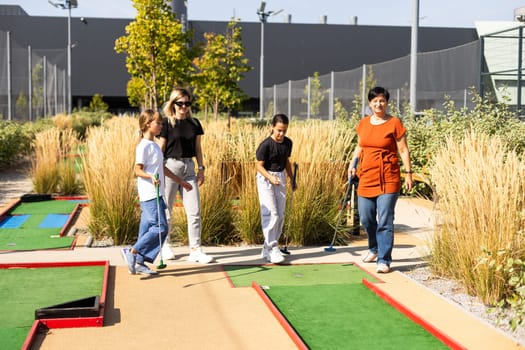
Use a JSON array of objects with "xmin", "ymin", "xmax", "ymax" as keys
[{"xmin": 255, "ymin": 114, "xmax": 297, "ymax": 264}]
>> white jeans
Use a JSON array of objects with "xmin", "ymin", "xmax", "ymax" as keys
[
  {"xmin": 256, "ymin": 171, "xmax": 286, "ymax": 248},
  {"xmin": 164, "ymin": 157, "xmax": 202, "ymax": 249}
]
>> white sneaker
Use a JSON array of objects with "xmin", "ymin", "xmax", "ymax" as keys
[
  {"xmin": 376, "ymin": 263, "xmax": 391, "ymax": 274},
  {"xmin": 161, "ymin": 243, "xmax": 175, "ymax": 260},
  {"xmin": 188, "ymin": 247, "xmax": 214, "ymax": 264},
  {"xmin": 362, "ymin": 251, "xmax": 378, "ymax": 263},
  {"xmin": 261, "ymin": 245, "xmax": 270, "ymax": 261},
  {"xmin": 269, "ymin": 246, "xmax": 285, "ymax": 264}
]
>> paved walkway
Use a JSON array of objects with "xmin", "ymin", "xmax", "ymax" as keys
[{"xmin": 1, "ymin": 198, "xmax": 524, "ymax": 349}]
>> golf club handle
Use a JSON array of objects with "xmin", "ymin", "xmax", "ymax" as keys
[
  {"xmin": 292, "ymin": 162, "xmax": 298, "ymax": 189},
  {"xmin": 155, "ymin": 173, "xmax": 160, "ymax": 199},
  {"xmin": 349, "ymin": 157, "xmax": 358, "ymax": 181}
]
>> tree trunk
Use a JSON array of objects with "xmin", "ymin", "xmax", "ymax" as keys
[{"xmin": 213, "ymin": 99, "xmax": 219, "ymax": 121}]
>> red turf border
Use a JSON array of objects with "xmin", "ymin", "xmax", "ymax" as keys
[
  {"xmin": 0, "ymin": 260, "xmax": 110, "ymax": 350},
  {"xmin": 252, "ymin": 281, "xmax": 309, "ymax": 350},
  {"xmin": 223, "ymin": 262, "xmax": 468, "ymax": 349},
  {"xmin": 362, "ymin": 278, "xmax": 467, "ymax": 350}
]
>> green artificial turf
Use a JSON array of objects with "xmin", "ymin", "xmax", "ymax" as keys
[
  {"xmin": 225, "ymin": 264, "xmax": 374, "ymax": 287},
  {"xmin": 10, "ymin": 200, "xmax": 78, "ymax": 215},
  {"xmin": 0, "ymin": 228, "xmax": 74, "ymax": 250},
  {"xmin": 225, "ymin": 264, "xmax": 448, "ymax": 350},
  {"xmin": 0, "ymin": 265, "xmax": 105, "ymax": 350}
]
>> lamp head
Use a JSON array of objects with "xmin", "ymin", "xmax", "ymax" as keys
[{"xmin": 258, "ymin": 2, "xmax": 266, "ymax": 13}]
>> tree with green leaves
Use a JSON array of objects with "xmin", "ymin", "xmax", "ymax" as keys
[
  {"xmin": 302, "ymin": 71, "xmax": 326, "ymax": 117},
  {"xmin": 192, "ymin": 19, "xmax": 251, "ymax": 121},
  {"xmin": 32, "ymin": 63, "xmax": 44, "ymax": 118},
  {"xmin": 114, "ymin": 0, "xmax": 194, "ymax": 110},
  {"xmin": 351, "ymin": 65, "xmax": 377, "ymax": 120}
]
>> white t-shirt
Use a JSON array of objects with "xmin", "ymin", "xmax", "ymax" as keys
[{"xmin": 135, "ymin": 139, "xmax": 165, "ymax": 202}]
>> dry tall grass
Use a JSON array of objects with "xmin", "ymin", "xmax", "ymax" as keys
[
  {"xmin": 285, "ymin": 120, "xmax": 356, "ymax": 245},
  {"xmin": 31, "ymin": 127, "xmax": 79, "ymax": 194},
  {"xmin": 430, "ymin": 131, "xmax": 525, "ymax": 304},
  {"xmin": 81, "ymin": 117, "xmax": 140, "ymax": 244}
]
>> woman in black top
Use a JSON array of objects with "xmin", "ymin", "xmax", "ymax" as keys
[
  {"xmin": 256, "ymin": 114, "xmax": 296, "ymax": 264},
  {"xmin": 159, "ymin": 88, "xmax": 213, "ymax": 264}
]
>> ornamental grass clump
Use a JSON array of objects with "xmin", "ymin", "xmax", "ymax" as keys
[
  {"xmin": 430, "ymin": 131, "xmax": 525, "ymax": 305},
  {"xmin": 283, "ymin": 119, "xmax": 356, "ymax": 245},
  {"xmin": 228, "ymin": 121, "xmax": 266, "ymax": 244},
  {"xmin": 81, "ymin": 117, "xmax": 139, "ymax": 244},
  {"xmin": 31, "ymin": 127, "xmax": 79, "ymax": 194}
]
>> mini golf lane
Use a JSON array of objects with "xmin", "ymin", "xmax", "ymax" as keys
[
  {"xmin": 0, "ymin": 198, "xmax": 87, "ymax": 251},
  {"xmin": 0, "ymin": 261, "xmax": 109, "ymax": 350},
  {"xmin": 224, "ymin": 264, "xmax": 465, "ymax": 350}
]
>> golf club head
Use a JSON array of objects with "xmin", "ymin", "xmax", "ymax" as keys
[
  {"xmin": 324, "ymin": 246, "xmax": 336, "ymax": 252},
  {"xmin": 280, "ymin": 247, "xmax": 291, "ymax": 255}
]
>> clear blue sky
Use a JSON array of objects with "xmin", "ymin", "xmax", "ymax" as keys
[{"xmin": 4, "ymin": 0, "xmax": 525, "ymax": 27}]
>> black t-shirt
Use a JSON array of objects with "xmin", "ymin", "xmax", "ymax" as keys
[
  {"xmin": 160, "ymin": 117, "xmax": 204, "ymax": 159},
  {"xmin": 256, "ymin": 136, "xmax": 293, "ymax": 172}
]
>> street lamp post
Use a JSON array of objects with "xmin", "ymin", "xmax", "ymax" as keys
[
  {"xmin": 257, "ymin": 2, "xmax": 269, "ymax": 119},
  {"xmin": 257, "ymin": 3, "xmax": 282, "ymax": 119},
  {"xmin": 49, "ymin": 0, "xmax": 77, "ymax": 115}
]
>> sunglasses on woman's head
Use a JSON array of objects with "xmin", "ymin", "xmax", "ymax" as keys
[{"xmin": 174, "ymin": 101, "xmax": 192, "ymax": 107}]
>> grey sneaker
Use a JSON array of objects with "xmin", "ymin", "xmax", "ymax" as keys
[
  {"xmin": 135, "ymin": 264, "xmax": 158, "ymax": 275},
  {"xmin": 261, "ymin": 245, "xmax": 270, "ymax": 261},
  {"xmin": 122, "ymin": 248, "xmax": 136, "ymax": 274}
]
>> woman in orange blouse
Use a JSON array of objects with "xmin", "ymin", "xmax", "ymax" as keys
[{"xmin": 349, "ymin": 87, "xmax": 413, "ymax": 273}]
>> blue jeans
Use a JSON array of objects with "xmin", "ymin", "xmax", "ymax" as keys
[
  {"xmin": 358, "ymin": 193, "xmax": 398, "ymax": 266},
  {"xmin": 134, "ymin": 196, "xmax": 168, "ymax": 264}
]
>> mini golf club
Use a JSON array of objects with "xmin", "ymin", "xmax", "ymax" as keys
[{"xmin": 155, "ymin": 174, "xmax": 167, "ymax": 270}]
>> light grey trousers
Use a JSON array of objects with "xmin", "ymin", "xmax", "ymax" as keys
[
  {"xmin": 256, "ymin": 171, "xmax": 287, "ymax": 248},
  {"xmin": 164, "ymin": 157, "xmax": 202, "ymax": 249}
]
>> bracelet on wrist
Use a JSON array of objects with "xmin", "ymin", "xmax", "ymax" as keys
[{"xmin": 404, "ymin": 170, "xmax": 413, "ymax": 174}]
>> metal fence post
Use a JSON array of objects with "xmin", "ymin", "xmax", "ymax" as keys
[
  {"xmin": 288, "ymin": 80, "xmax": 291, "ymax": 118},
  {"xmin": 273, "ymin": 84, "xmax": 276, "ymax": 116},
  {"xmin": 43, "ymin": 56, "xmax": 47, "ymax": 118},
  {"xmin": 361, "ymin": 64, "xmax": 367, "ymax": 117},
  {"xmin": 307, "ymin": 76, "xmax": 311, "ymax": 119},
  {"xmin": 28, "ymin": 45, "xmax": 32, "ymax": 121},
  {"xmin": 329, "ymin": 71, "xmax": 334, "ymax": 120},
  {"xmin": 54, "ymin": 64, "xmax": 58, "ymax": 116},
  {"xmin": 7, "ymin": 31, "xmax": 12, "ymax": 120}
]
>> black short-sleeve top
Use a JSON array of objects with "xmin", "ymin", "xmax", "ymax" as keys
[
  {"xmin": 256, "ymin": 136, "xmax": 293, "ymax": 172},
  {"xmin": 160, "ymin": 117, "xmax": 204, "ymax": 159}
]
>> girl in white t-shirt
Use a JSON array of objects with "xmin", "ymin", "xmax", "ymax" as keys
[{"xmin": 124, "ymin": 109, "xmax": 192, "ymax": 275}]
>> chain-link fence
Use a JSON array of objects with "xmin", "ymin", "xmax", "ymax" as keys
[
  {"xmin": 264, "ymin": 40, "xmax": 481, "ymax": 120},
  {"xmin": 0, "ymin": 30, "xmax": 67, "ymax": 121}
]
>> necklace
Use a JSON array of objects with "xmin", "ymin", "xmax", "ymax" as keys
[{"xmin": 370, "ymin": 115, "xmax": 390, "ymax": 125}]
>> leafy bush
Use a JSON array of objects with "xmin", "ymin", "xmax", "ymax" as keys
[
  {"xmin": 0, "ymin": 119, "xmax": 53, "ymax": 167},
  {"xmin": 81, "ymin": 116, "xmax": 139, "ymax": 244}
]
